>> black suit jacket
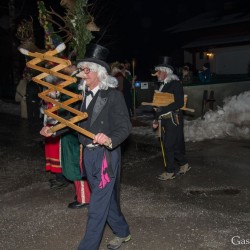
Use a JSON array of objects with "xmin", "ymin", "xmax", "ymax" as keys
[
  {"xmin": 156, "ymin": 80, "xmax": 184, "ymax": 117},
  {"xmin": 78, "ymin": 88, "xmax": 132, "ymax": 149}
]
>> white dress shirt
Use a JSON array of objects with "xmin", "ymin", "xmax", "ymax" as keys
[{"xmin": 86, "ymin": 86, "xmax": 100, "ymax": 108}]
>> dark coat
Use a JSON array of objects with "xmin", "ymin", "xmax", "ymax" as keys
[
  {"xmin": 156, "ymin": 80, "xmax": 184, "ymax": 117},
  {"xmin": 78, "ymin": 88, "xmax": 132, "ymax": 148}
]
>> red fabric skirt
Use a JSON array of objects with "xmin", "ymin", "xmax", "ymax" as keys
[{"xmin": 45, "ymin": 136, "xmax": 61, "ymax": 173}]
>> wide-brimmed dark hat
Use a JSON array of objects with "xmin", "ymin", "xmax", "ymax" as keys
[{"xmin": 77, "ymin": 43, "xmax": 110, "ymax": 73}]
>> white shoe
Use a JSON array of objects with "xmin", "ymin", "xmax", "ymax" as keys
[
  {"xmin": 107, "ymin": 234, "xmax": 131, "ymax": 249},
  {"xmin": 157, "ymin": 172, "xmax": 175, "ymax": 180},
  {"xmin": 178, "ymin": 163, "xmax": 191, "ymax": 175}
]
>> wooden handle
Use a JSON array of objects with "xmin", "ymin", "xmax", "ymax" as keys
[
  {"xmin": 182, "ymin": 107, "xmax": 195, "ymax": 113},
  {"xmin": 141, "ymin": 102, "xmax": 195, "ymax": 112}
]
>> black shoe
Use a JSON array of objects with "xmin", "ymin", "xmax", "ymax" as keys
[
  {"xmin": 49, "ymin": 178, "xmax": 57, "ymax": 184},
  {"xmin": 68, "ymin": 201, "xmax": 89, "ymax": 209},
  {"xmin": 50, "ymin": 180, "xmax": 69, "ymax": 190}
]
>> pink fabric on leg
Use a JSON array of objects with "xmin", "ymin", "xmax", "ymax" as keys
[{"xmin": 99, "ymin": 153, "xmax": 111, "ymax": 189}]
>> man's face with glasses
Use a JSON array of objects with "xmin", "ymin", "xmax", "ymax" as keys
[
  {"xmin": 76, "ymin": 66, "xmax": 93, "ymax": 78},
  {"xmin": 76, "ymin": 66, "xmax": 99, "ymax": 90},
  {"xmin": 80, "ymin": 67, "xmax": 92, "ymax": 74}
]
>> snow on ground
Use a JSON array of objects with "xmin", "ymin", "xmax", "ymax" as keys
[
  {"xmin": 1, "ymin": 90, "xmax": 250, "ymax": 142},
  {"xmin": 132, "ymin": 90, "xmax": 250, "ymax": 142},
  {"xmin": 184, "ymin": 91, "xmax": 250, "ymax": 142}
]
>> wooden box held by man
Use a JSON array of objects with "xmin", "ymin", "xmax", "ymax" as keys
[{"xmin": 142, "ymin": 62, "xmax": 192, "ymax": 180}]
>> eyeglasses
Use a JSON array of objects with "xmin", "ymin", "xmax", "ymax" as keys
[{"xmin": 79, "ymin": 67, "xmax": 92, "ymax": 74}]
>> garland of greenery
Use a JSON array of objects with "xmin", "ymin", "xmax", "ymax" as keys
[
  {"xmin": 37, "ymin": 0, "xmax": 94, "ymax": 60},
  {"xmin": 37, "ymin": 1, "xmax": 62, "ymax": 50},
  {"xmin": 69, "ymin": 0, "xmax": 94, "ymax": 60}
]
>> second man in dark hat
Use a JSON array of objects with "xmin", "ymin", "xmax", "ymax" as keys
[{"xmin": 152, "ymin": 63, "xmax": 191, "ymax": 180}]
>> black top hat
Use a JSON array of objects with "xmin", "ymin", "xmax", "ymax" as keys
[
  {"xmin": 159, "ymin": 56, "xmax": 172, "ymax": 65},
  {"xmin": 155, "ymin": 56, "xmax": 174, "ymax": 72},
  {"xmin": 78, "ymin": 43, "xmax": 110, "ymax": 73}
]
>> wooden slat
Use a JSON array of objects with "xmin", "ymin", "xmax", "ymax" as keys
[
  {"xmin": 36, "ymin": 79, "xmax": 79, "ymax": 98},
  {"xmin": 46, "ymin": 114, "xmax": 86, "ymax": 132},
  {"xmin": 44, "ymin": 96, "xmax": 83, "ymax": 113},
  {"xmin": 29, "ymin": 52, "xmax": 71, "ymax": 66},
  {"xmin": 27, "ymin": 47, "xmax": 65, "ymax": 65},
  {"xmin": 27, "ymin": 62, "xmax": 75, "ymax": 81},
  {"xmin": 45, "ymin": 111, "xmax": 94, "ymax": 139},
  {"xmin": 23, "ymin": 45, "xmax": 96, "ymax": 140},
  {"xmin": 35, "ymin": 65, "xmax": 70, "ymax": 80},
  {"xmin": 141, "ymin": 92, "xmax": 195, "ymax": 112},
  {"xmin": 39, "ymin": 94, "xmax": 86, "ymax": 117}
]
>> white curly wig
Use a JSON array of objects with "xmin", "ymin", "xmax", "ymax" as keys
[
  {"xmin": 77, "ymin": 61, "xmax": 118, "ymax": 90},
  {"xmin": 155, "ymin": 66, "xmax": 179, "ymax": 83}
]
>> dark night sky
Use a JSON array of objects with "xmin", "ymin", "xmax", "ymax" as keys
[
  {"xmin": 1, "ymin": 0, "xmax": 249, "ymax": 80},
  {"xmin": 87, "ymin": 0, "xmax": 249, "ymax": 78}
]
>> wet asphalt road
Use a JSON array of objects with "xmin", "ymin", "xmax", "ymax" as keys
[{"xmin": 0, "ymin": 113, "xmax": 250, "ymax": 250}]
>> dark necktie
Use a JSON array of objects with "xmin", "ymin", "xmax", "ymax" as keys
[{"xmin": 85, "ymin": 89, "xmax": 93, "ymax": 97}]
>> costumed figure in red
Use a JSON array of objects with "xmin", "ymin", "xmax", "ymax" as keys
[
  {"xmin": 59, "ymin": 65, "xmax": 91, "ymax": 208},
  {"xmin": 40, "ymin": 68, "xmax": 69, "ymax": 189}
]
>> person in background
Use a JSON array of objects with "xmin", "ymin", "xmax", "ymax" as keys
[
  {"xmin": 123, "ymin": 60, "xmax": 134, "ymax": 116},
  {"xmin": 26, "ymin": 72, "xmax": 41, "ymax": 127},
  {"xmin": 111, "ymin": 62, "xmax": 133, "ymax": 116},
  {"xmin": 120, "ymin": 64, "xmax": 133, "ymax": 117},
  {"xmin": 15, "ymin": 68, "xmax": 29, "ymax": 119},
  {"xmin": 198, "ymin": 62, "xmax": 211, "ymax": 83},
  {"xmin": 181, "ymin": 64, "xmax": 193, "ymax": 85},
  {"xmin": 41, "ymin": 63, "xmax": 90, "ymax": 203},
  {"xmin": 40, "ymin": 44, "xmax": 132, "ymax": 250},
  {"xmin": 111, "ymin": 61, "xmax": 124, "ymax": 92},
  {"xmin": 123, "ymin": 60, "xmax": 132, "ymax": 82},
  {"xmin": 58, "ymin": 64, "xmax": 91, "ymax": 209},
  {"xmin": 40, "ymin": 72, "xmax": 69, "ymax": 190},
  {"xmin": 123, "ymin": 60, "xmax": 137, "ymax": 83},
  {"xmin": 152, "ymin": 63, "xmax": 190, "ymax": 180},
  {"xmin": 123, "ymin": 60, "xmax": 136, "ymax": 116},
  {"xmin": 60, "ymin": 129, "xmax": 91, "ymax": 208}
]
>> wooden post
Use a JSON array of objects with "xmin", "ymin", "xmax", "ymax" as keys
[{"xmin": 132, "ymin": 58, "xmax": 136, "ymax": 118}]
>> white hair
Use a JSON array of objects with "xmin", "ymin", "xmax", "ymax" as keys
[
  {"xmin": 78, "ymin": 79, "xmax": 85, "ymax": 91},
  {"xmin": 155, "ymin": 66, "xmax": 179, "ymax": 83},
  {"xmin": 77, "ymin": 61, "xmax": 118, "ymax": 90}
]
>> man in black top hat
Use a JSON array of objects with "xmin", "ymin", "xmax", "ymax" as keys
[
  {"xmin": 152, "ymin": 63, "xmax": 191, "ymax": 180},
  {"xmin": 40, "ymin": 43, "xmax": 131, "ymax": 250}
]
